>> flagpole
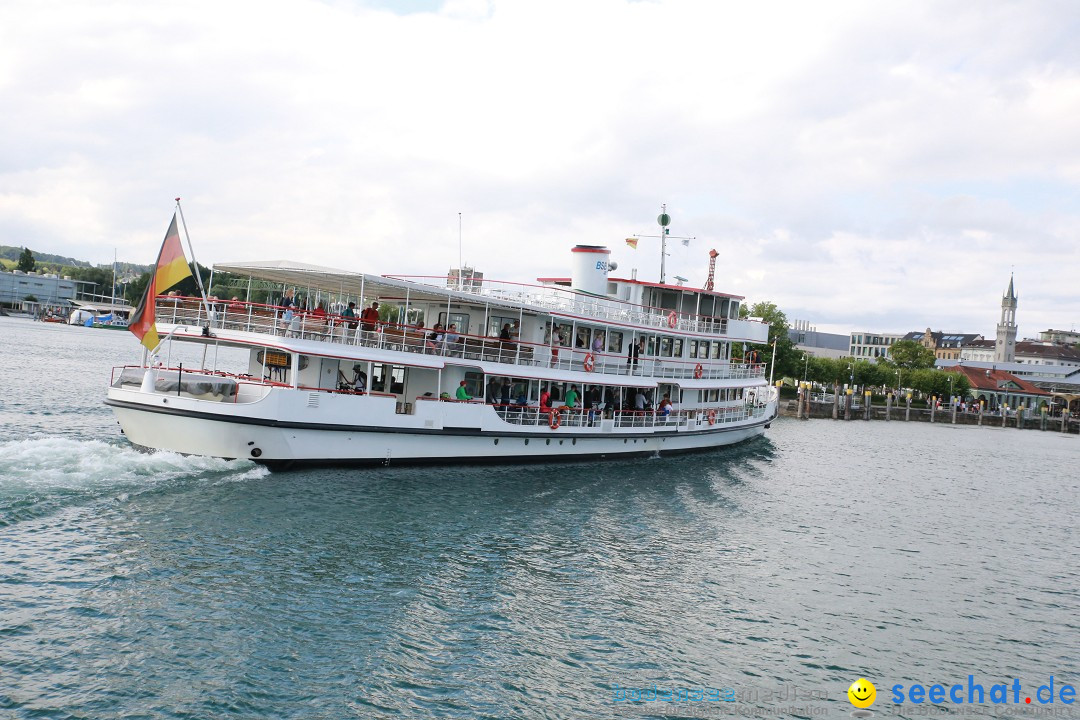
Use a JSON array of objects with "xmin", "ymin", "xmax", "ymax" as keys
[
  {"xmin": 769, "ymin": 338, "xmax": 777, "ymax": 386},
  {"xmin": 174, "ymin": 198, "xmax": 212, "ymax": 321}
]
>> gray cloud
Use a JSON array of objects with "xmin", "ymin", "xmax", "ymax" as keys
[{"xmin": 0, "ymin": 0, "xmax": 1077, "ymax": 338}]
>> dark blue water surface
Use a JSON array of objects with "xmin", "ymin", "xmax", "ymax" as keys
[{"xmin": 0, "ymin": 317, "xmax": 1077, "ymax": 719}]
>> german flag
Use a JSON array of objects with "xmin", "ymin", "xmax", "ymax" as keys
[{"xmin": 129, "ymin": 214, "xmax": 193, "ymax": 351}]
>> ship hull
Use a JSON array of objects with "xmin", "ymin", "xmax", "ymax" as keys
[{"xmin": 106, "ymin": 395, "xmax": 775, "ymax": 467}]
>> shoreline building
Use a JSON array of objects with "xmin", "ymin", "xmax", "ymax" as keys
[
  {"xmin": 849, "ymin": 331, "xmax": 904, "ymax": 360},
  {"xmin": 952, "ymin": 365, "xmax": 1051, "ymax": 413},
  {"xmin": 0, "ymin": 269, "xmax": 79, "ymax": 313},
  {"xmin": 901, "ymin": 328, "xmax": 983, "ymax": 360},
  {"xmin": 938, "ymin": 273, "xmax": 1080, "ymax": 413},
  {"xmin": 789, "ymin": 320, "xmax": 849, "ymax": 359},
  {"xmin": 1039, "ymin": 329, "xmax": 1080, "ymax": 346}
]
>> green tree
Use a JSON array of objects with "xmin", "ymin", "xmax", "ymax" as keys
[
  {"xmin": 887, "ymin": 339, "xmax": 936, "ymax": 370},
  {"xmin": 17, "ymin": 248, "xmax": 35, "ymax": 272},
  {"xmin": 736, "ymin": 301, "xmax": 805, "ymax": 379}
]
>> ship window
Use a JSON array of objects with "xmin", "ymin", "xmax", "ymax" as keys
[
  {"xmin": 372, "ymin": 364, "xmax": 407, "ymax": 394},
  {"xmin": 486, "ymin": 315, "xmax": 517, "ymax": 337},
  {"xmin": 646, "ymin": 335, "xmax": 657, "ymax": 356},
  {"xmin": 660, "ymin": 337, "xmax": 673, "ymax": 357},
  {"xmin": 438, "ymin": 312, "xmax": 471, "ymax": 335},
  {"xmin": 463, "ymin": 371, "xmax": 484, "ymax": 398},
  {"xmin": 673, "ymin": 338, "xmax": 683, "ymax": 357},
  {"xmin": 689, "ymin": 340, "xmax": 698, "ymax": 359},
  {"xmin": 607, "ymin": 331, "xmax": 623, "ymax": 353},
  {"xmin": 710, "ymin": 342, "xmax": 722, "ymax": 359}
]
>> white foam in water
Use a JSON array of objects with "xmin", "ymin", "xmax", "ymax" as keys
[{"xmin": 0, "ymin": 436, "xmax": 269, "ymax": 496}]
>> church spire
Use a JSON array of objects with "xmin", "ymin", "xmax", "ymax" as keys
[{"xmin": 995, "ymin": 274, "xmax": 1017, "ymax": 363}]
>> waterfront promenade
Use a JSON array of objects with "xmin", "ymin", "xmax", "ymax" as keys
[{"xmin": 781, "ymin": 392, "xmax": 1079, "ymax": 433}]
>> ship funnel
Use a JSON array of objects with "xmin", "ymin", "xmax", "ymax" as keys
[{"xmin": 570, "ymin": 245, "xmax": 611, "ymax": 296}]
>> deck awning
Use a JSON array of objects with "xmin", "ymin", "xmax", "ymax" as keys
[{"xmin": 212, "ymin": 260, "xmax": 549, "ymax": 313}]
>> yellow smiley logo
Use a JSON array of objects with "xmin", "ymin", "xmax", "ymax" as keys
[{"xmin": 848, "ymin": 678, "xmax": 876, "ymax": 708}]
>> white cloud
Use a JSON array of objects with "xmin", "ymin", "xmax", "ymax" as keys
[{"xmin": 0, "ymin": 0, "xmax": 1078, "ymax": 338}]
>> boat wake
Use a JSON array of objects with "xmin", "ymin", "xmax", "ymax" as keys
[{"xmin": 0, "ymin": 436, "xmax": 268, "ymax": 528}]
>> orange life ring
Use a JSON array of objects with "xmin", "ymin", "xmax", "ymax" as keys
[
  {"xmin": 707, "ymin": 409, "xmax": 717, "ymax": 425},
  {"xmin": 667, "ymin": 311, "xmax": 678, "ymax": 328},
  {"xmin": 549, "ymin": 410, "xmax": 561, "ymax": 430},
  {"xmin": 694, "ymin": 363, "xmax": 703, "ymax": 379},
  {"xmin": 583, "ymin": 353, "xmax": 595, "ymax": 372}
]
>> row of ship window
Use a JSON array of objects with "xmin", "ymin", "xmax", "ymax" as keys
[{"xmin": 439, "ymin": 312, "xmax": 730, "ymax": 361}]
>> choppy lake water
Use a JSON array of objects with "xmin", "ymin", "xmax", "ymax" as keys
[{"xmin": 0, "ymin": 317, "xmax": 1076, "ymax": 719}]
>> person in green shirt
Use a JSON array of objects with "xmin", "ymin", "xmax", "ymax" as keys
[
  {"xmin": 455, "ymin": 381, "xmax": 473, "ymax": 401},
  {"xmin": 565, "ymin": 384, "xmax": 579, "ymax": 408}
]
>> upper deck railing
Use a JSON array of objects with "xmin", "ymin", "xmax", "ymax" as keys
[
  {"xmin": 384, "ymin": 275, "xmax": 763, "ymax": 339},
  {"xmin": 154, "ymin": 296, "xmax": 768, "ymax": 383}
]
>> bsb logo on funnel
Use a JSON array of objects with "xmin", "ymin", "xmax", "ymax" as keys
[{"xmin": 848, "ymin": 678, "xmax": 876, "ymax": 717}]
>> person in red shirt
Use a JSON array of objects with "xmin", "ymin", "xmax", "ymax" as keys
[
  {"xmin": 539, "ymin": 386, "xmax": 551, "ymax": 411},
  {"xmin": 360, "ymin": 302, "xmax": 380, "ymax": 332}
]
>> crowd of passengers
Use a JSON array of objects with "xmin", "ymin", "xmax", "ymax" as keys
[{"xmin": 464, "ymin": 378, "xmax": 676, "ymax": 420}]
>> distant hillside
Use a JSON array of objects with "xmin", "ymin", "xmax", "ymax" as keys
[
  {"xmin": 0, "ymin": 245, "xmax": 92, "ymax": 268},
  {"xmin": 0, "ymin": 246, "xmax": 149, "ymax": 276}
]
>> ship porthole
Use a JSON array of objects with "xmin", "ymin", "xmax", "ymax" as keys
[
  {"xmin": 546, "ymin": 439, "xmax": 551, "ymax": 445},
  {"xmin": 493, "ymin": 439, "xmax": 499, "ymax": 445},
  {"xmin": 250, "ymin": 448, "xmax": 262, "ymax": 458},
  {"xmin": 524, "ymin": 439, "xmax": 529, "ymax": 445},
  {"xmin": 559, "ymin": 440, "xmax": 563, "ymax": 445},
  {"xmin": 572, "ymin": 439, "xmax": 577, "ymax": 445}
]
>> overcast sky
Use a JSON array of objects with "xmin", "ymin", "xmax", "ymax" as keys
[{"xmin": 2, "ymin": 0, "xmax": 1078, "ymax": 338}]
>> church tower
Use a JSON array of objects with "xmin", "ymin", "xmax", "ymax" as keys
[{"xmin": 994, "ymin": 274, "xmax": 1017, "ymax": 363}]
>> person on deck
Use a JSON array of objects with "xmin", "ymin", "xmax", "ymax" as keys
[
  {"xmin": 455, "ymin": 380, "xmax": 472, "ymax": 401},
  {"xmin": 565, "ymin": 385, "xmax": 579, "ymax": 409},
  {"xmin": 280, "ymin": 289, "xmax": 297, "ymax": 310},
  {"xmin": 627, "ymin": 337, "xmax": 643, "ymax": 372},
  {"xmin": 342, "ymin": 302, "xmax": 358, "ymax": 329},
  {"xmin": 539, "ymin": 386, "xmax": 551, "ymax": 411},
  {"xmin": 658, "ymin": 393, "xmax": 673, "ymax": 417},
  {"xmin": 360, "ymin": 302, "xmax": 379, "ymax": 332},
  {"xmin": 426, "ymin": 323, "xmax": 444, "ymax": 353}
]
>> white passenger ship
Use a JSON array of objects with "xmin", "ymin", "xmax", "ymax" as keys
[{"xmin": 105, "ymin": 244, "xmax": 777, "ymax": 467}]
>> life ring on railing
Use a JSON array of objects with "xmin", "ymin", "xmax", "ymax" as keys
[
  {"xmin": 583, "ymin": 353, "xmax": 595, "ymax": 372},
  {"xmin": 694, "ymin": 363, "xmax": 703, "ymax": 379},
  {"xmin": 707, "ymin": 409, "xmax": 717, "ymax": 425},
  {"xmin": 549, "ymin": 410, "xmax": 561, "ymax": 430},
  {"xmin": 667, "ymin": 311, "xmax": 678, "ymax": 328}
]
